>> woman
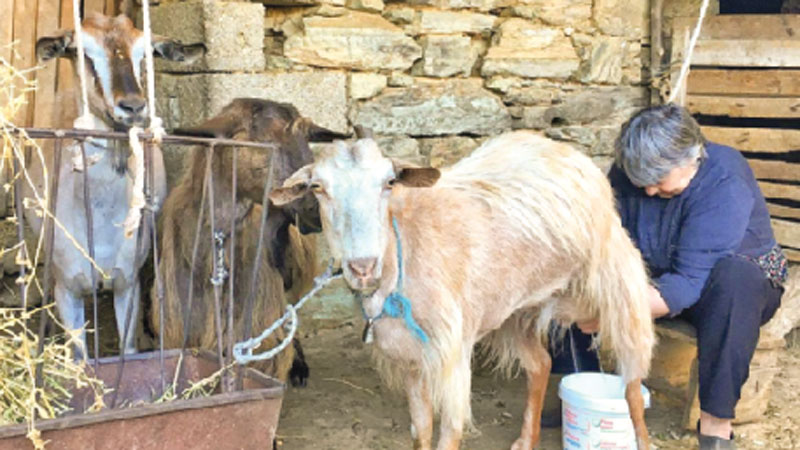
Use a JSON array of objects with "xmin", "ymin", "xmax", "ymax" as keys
[{"xmin": 565, "ymin": 104, "xmax": 787, "ymax": 449}]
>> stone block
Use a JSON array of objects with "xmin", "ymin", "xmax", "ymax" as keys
[
  {"xmin": 593, "ymin": 0, "xmax": 648, "ymax": 39},
  {"xmin": 151, "ymin": 0, "xmax": 265, "ymax": 72},
  {"xmin": 482, "ymin": 19, "xmax": 579, "ymax": 79},
  {"xmin": 284, "ymin": 11, "xmax": 421, "ymax": 71},
  {"xmin": 383, "ymin": 6, "xmax": 416, "ymax": 26},
  {"xmin": 350, "ymin": 73, "xmax": 388, "ymax": 100},
  {"xmin": 352, "ymin": 79, "xmax": 511, "ymax": 137},
  {"xmin": 375, "ymin": 136, "xmax": 425, "ymax": 166},
  {"xmin": 577, "ymin": 36, "xmax": 628, "ymax": 84},
  {"xmin": 512, "ymin": 0, "xmax": 592, "ymax": 27},
  {"xmin": 420, "ymin": 136, "xmax": 480, "ymax": 168},
  {"xmin": 416, "ymin": 35, "xmax": 475, "ymax": 78},
  {"xmin": 346, "ymin": 0, "xmax": 384, "ymax": 13},
  {"xmin": 411, "ymin": 10, "xmax": 496, "ymax": 35}
]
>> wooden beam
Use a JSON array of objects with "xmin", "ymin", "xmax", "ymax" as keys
[
  {"xmin": 12, "ymin": 0, "xmax": 37, "ymax": 126},
  {"xmin": 0, "ymin": 0, "xmax": 14, "ymax": 64},
  {"xmin": 674, "ymin": 15, "xmax": 800, "ymax": 41},
  {"xmin": 746, "ymin": 160, "xmax": 800, "ymax": 183},
  {"xmin": 687, "ymin": 95, "xmax": 800, "ymax": 119},
  {"xmin": 760, "ymin": 181, "xmax": 800, "ymax": 203},
  {"xmin": 33, "ymin": 0, "xmax": 61, "ymax": 128},
  {"xmin": 649, "ymin": 0, "xmax": 664, "ymax": 105},
  {"xmin": 768, "ymin": 203, "xmax": 800, "ymax": 221},
  {"xmin": 702, "ymin": 127, "xmax": 800, "ymax": 153},
  {"xmin": 689, "ymin": 40, "xmax": 800, "ymax": 68},
  {"xmin": 772, "ymin": 218, "xmax": 800, "ymax": 250},
  {"xmin": 688, "ymin": 69, "xmax": 800, "ymax": 97},
  {"xmin": 784, "ymin": 248, "xmax": 800, "ymax": 263},
  {"xmin": 57, "ymin": 0, "xmax": 74, "ymax": 99}
]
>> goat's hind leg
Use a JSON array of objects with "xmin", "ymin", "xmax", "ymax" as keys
[
  {"xmin": 113, "ymin": 281, "xmax": 140, "ymax": 355},
  {"xmin": 54, "ymin": 282, "xmax": 88, "ymax": 360},
  {"xmin": 511, "ymin": 328, "xmax": 551, "ymax": 450},
  {"xmin": 625, "ymin": 378, "xmax": 650, "ymax": 450}
]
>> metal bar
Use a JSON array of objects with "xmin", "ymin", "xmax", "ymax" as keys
[
  {"xmin": 227, "ymin": 148, "xmax": 237, "ymax": 392},
  {"xmin": 205, "ymin": 146, "xmax": 228, "ymax": 391},
  {"xmin": 144, "ymin": 141, "xmax": 166, "ymax": 395},
  {"xmin": 12, "ymin": 155, "xmax": 27, "ymax": 310},
  {"xmin": 79, "ymin": 143, "xmax": 100, "ymax": 370},
  {"xmin": 236, "ymin": 151, "xmax": 277, "ymax": 388},
  {"xmin": 15, "ymin": 127, "xmax": 278, "ymax": 151},
  {"xmin": 36, "ymin": 136, "xmax": 63, "ymax": 389}
]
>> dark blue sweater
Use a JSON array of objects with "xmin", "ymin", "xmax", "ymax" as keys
[{"xmin": 609, "ymin": 142, "xmax": 777, "ymax": 315}]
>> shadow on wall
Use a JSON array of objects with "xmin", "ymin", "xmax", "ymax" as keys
[{"xmin": 718, "ymin": 0, "xmax": 784, "ymax": 14}]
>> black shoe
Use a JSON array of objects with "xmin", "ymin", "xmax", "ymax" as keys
[{"xmin": 698, "ymin": 433, "xmax": 736, "ymax": 450}]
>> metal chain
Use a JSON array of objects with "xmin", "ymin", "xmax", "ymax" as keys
[{"xmin": 233, "ymin": 260, "xmax": 342, "ymax": 364}]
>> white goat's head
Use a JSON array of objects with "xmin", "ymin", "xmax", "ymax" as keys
[
  {"xmin": 271, "ymin": 137, "xmax": 440, "ymax": 291},
  {"xmin": 35, "ymin": 12, "xmax": 204, "ymax": 128}
]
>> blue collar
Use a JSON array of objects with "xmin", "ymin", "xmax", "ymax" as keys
[{"xmin": 362, "ymin": 217, "xmax": 429, "ymax": 344}]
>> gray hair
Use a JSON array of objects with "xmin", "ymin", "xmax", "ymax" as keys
[{"xmin": 615, "ymin": 103, "xmax": 707, "ymax": 187}]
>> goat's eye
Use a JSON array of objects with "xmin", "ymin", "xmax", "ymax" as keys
[
  {"xmin": 384, "ymin": 178, "xmax": 397, "ymax": 190},
  {"xmin": 310, "ymin": 182, "xmax": 325, "ymax": 193}
]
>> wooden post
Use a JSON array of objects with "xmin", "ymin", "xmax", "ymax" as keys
[{"xmin": 649, "ymin": 0, "xmax": 664, "ymax": 105}]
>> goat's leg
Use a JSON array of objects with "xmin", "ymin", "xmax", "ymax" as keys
[
  {"xmin": 113, "ymin": 281, "xmax": 140, "ymax": 355},
  {"xmin": 54, "ymin": 283, "xmax": 88, "ymax": 360},
  {"xmin": 436, "ymin": 350, "xmax": 471, "ymax": 450},
  {"xmin": 511, "ymin": 336, "xmax": 551, "ymax": 450},
  {"xmin": 405, "ymin": 368, "xmax": 433, "ymax": 450},
  {"xmin": 625, "ymin": 379, "xmax": 650, "ymax": 450}
]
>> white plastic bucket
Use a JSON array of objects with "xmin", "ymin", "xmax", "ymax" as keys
[{"xmin": 559, "ymin": 372, "xmax": 651, "ymax": 450}]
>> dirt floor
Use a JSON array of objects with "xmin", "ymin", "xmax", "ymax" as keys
[{"xmin": 277, "ymin": 324, "xmax": 800, "ymax": 450}]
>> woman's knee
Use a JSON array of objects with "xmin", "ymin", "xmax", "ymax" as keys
[{"xmin": 702, "ymin": 256, "xmax": 766, "ymax": 308}]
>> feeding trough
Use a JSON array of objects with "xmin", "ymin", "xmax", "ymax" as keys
[{"xmin": 0, "ymin": 350, "xmax": 284, "ymax": 450}]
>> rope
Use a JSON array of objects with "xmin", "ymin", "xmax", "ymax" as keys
[
  {"xmin": 71, "ymin": 0, "xmax": 93, "ymax": 130},
  {"xmin": 140, "ymin": 0, "xmax": 164, "ymax": 143},
  {"xmin": 233, "ymin": 261, "xmax": 342, "ymax": 364},
  {"xmin": 668, "ymin": 0, "xmax": 710, "ymax": 104}
]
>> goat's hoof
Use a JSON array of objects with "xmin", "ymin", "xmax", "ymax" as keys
[{"xmin": 289, "ymin": 357, "xmax": 309, "ymax": 388}]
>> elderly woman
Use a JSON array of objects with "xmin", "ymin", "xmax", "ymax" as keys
[{"xmin": 559, "ymin": 104, "xmax": 787, "ymax": 449}]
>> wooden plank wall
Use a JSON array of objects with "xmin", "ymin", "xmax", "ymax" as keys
[
  {"xmin": 673, "ymin": 15, "xmax": 800, "ymax": 261},
  {"xmin": 1, "ymin": 0, "xmax": 120, "ymax": 128}
]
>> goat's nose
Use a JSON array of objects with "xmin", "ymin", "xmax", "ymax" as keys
[
  {"xmin": 348, "ymin": 258, "xmax": 377, "ymax": 279},
  {"xmin": 117, "ymin": 96, "xmax": 146, "ymax": 116}
]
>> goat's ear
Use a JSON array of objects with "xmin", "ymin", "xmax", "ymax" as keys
[
  {"xmin": 292, "ymin": 118, "xmax": 351, "ymax": 143},
  {"xmin": 393, "ymin": 160, "xmax": 440, "ymax": 188},
  {"xmin": 152, "ymin": 37, "xmax": 206, "ymax": 64},
  {"xmin": 270, "ymin": 165, "xmax": 314, "ymax": 206},
  {"xmin": 36, "ymin": 31, "xmax": 75, "ymax": 62}
]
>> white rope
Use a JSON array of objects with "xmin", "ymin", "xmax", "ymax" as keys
[
  {"xmin": 668, "ymin": 0, "xmax": 711, "ymax": 104},
  {"xmin": 233, "ymin": 261, "xmax": 343, "ymax": 364},
  {"xmin": 71, "ymin": 0, "xmax": 93, "ymax": 130},
  {"xmin": 123, "ymin": 0, "xmax": 164, "ymax": 238}
]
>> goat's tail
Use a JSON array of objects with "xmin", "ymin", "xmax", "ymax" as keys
[{"xmin": 587, "ymin": 221, "xmax": 655, "ymax": 383}]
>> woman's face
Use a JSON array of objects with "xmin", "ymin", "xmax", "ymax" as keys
[{"xmin": 644, "ymin": 162, "xmax": 699, "ymax": 198}]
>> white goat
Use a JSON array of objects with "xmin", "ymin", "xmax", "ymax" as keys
[{"xmin": 271, "ymin": 130, "xmax": 655, "ymax": 450}]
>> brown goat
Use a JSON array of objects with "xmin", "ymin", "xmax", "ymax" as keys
[{"xmin": 151, "ymin": 98, "xmax": 347, "ymax": 383}]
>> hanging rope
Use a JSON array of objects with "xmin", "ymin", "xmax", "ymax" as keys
[
  {"xmin": 668, "ymin": 0, "xmax": 711, "ymax": 104},
  {"xmin": 71, "ymin": 0, "xmax": 93, "ymax": 130},
  {"xmin": 122, "ymin": 0, "xmax": 165, "ymax": 238}
]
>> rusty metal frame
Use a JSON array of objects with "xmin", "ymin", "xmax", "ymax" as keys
[{"xmin": 8, "ymin": 127, "xmax": 279, "ymax": 402}]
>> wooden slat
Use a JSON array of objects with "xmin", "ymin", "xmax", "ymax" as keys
[
  {"xmin": 785, "ymin": 248, "xmax": 800, "ymax": 263},
  {"xmin": 768, "ymin": 203, "xmax": 800, "ymax": 221},
  {"xmin": 760, "ymin": 181, "xmax": 800, "ymax": 203},
  {"xmin": 57, "ymin": 0, "xmax": 74, "ymax": 101},
  {"xmin": 105, "ymin": 0, "xmax": 116, "ymax": 15},
  {"xmin": 747, "ymin": 160, "xmax": 800, "ymax": 182},
  {"xmin": 12, "ymin": 0, "xmax": 37, "ymax": 126},
  {"xmin": 33, "ymin": 0, "xmax": 61, "ymax": 128},
  {"xmin": 687, "ymin": 95, "xmax": 800, "ymax": 119},
  {"xmin": 84, "ymin": 0, "xmax": 105, "ymax": 15},
  {"xmin": 688, "ymin": 69, "xmax": 800, "ymax": 97},
  {"xmin": 689, "ymin": 40, "xmax": 800, "ymax": 68},
  {"xmin": 0, "ymin": 0, "xmax": 14, "ymax": 63},
  {"xmin": 702, "ymin": 127, "xmax": 800, "ymax": 153},
  {"xmin": 674, "ymin": 15, "xmax": 800, "ymax": 41},
  {"xmin": 772, "ymin": 219, "xmax": 800, "ymax": 250}
]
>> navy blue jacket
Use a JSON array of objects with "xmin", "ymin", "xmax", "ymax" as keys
[{"xmin": 609, "ymin": 142, "xmax": 777, "ymax": 315}]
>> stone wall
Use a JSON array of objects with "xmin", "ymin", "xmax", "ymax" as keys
[
  {"xmin": 151, "ymin": 0, "xmax": 656, "ymax": 175},
  {"xmin": 148, "ymin": 0, "xmax": 710, "ymax": 327}
]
